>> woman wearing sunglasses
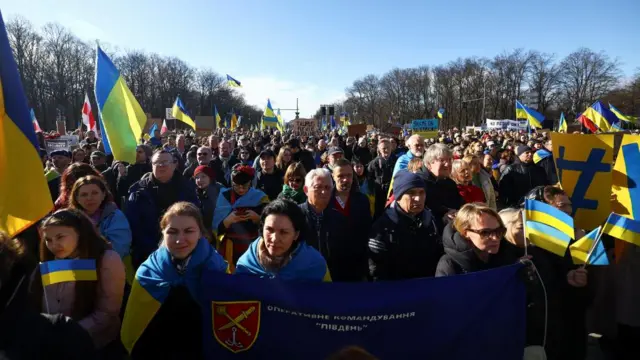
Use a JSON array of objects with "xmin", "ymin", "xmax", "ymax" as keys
[
  {"xmin": 436, "ymin": 203, "xmax": 507, "ymax": 277},
  {"xmin": 277, "ymin": 162, "xmax": 307, "ymax": 204}
]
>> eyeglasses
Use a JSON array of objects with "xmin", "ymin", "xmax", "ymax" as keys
[
  {"xmin": 467, "ymin": 226, "xmax": 506, "ymax": 239},
  {"xmin": 289, "ymin": 178, "xmax": 302, "ymax": 184},
  {"xmin": 197, "ymin": 153, "xmax": 210, "ymax": 156},
  {"xmin": 152, "ymin": 160, "xmax": 175, "ymax": 167}
]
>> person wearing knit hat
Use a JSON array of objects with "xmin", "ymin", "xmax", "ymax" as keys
[
  {"xmin": 213, "ymin": 164, "xmax": 269, "ymax": 268},
  {"xmin": 499, "ymin": 144, "xmax": 549, "ymax": 207},
  {"xmin": 369, "ymin": 170, "xmax": 442, "ymax": 280},
  {"xmin": 193, "ymin": 165, "xmax": 222, "ymax": 238}
]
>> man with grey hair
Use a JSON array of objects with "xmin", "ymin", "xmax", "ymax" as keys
[
  {"xmin": 392, "ymin": 134, "xmax": 424, "ymax": 177},
  {"xmin": 419, "ymin": 143, "xmax": 463, "ymax": 230}
]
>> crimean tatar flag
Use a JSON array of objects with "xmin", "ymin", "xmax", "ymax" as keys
[
  {"xmin": 0, "ymin": 11, "xmax": 53, "ymax": 237},
  {"xmin": 94, "ymin": 46, "xmax": 146, "ymax": 164},
  {"xmin": 171, "ymin": 96, "xmax": 196, "ymax": 130},
  {"xmin": 82, "ymin": 93, "xmax": 96, "ymax": 132},
  {"xmin": 515, "ymin": 100, "xmax": 544, "ymax": 128},
  {"xmin": 40, "ymin": 259, "xmax": 97, "ymax": 286}
]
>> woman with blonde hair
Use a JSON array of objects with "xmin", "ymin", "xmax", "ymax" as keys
[
  {"xmin": 451, "ymin": 159, "xmax": 486, "ymax": 205},
  {"xmin": 435, "ymin": 203, "xmax": 505, "ymax": 276},
  {"xmin": 462, "ymin": 155, "xmax": 497, "ymax": 209},
  {"xmin": 275, "ymin": 147, "xmax": 293, "ymax": 174}
]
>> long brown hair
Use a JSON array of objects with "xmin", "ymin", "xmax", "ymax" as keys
[
  {"xmin": 276, "ymin": 147, "xmax": 292, "ymax": 172},
  {"xmin": 56, "ymin": 163, "xmax": 101, "ymax": 209},
  {"xmin": 32, "ymin": 209, "xmax": 110, "ymax": 319},
  {"xmin": 69, "ymin": 175, "xmax": 114, "ymax": 212}
]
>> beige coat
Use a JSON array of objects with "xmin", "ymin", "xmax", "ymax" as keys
[{"xmin": 42, "ymin": 250, "xmax": 125, "ymax": 348}]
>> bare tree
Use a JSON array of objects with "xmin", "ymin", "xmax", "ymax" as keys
[{"xmin": 527, "ymin": 51, "xmax": 560, "ymax": 113}]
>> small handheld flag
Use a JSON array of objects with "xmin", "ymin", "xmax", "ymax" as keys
[
  {"xmin": 524, "ymin": 199, "xmax": 574, "ymax": 257},
  {"xmin": 40, "ymin": 259, "xmax": 97, "ymax": 286},
  {"xmin": 569, "ymin": 227, "xmax": 608, "ymax": 265},
  {"xmin": 602, "ymin": 213, "xmax": 640, "ymax": 247},
  {"xmin": 227, "ymin": 74, "xmax": 241, "ymax": 87},
  {"xmin": 148, "ymin": 123, "xmax": 158, "ymax": 138},
  {"xmin": 171, "ymin": 96, "xmax": 196, "ymax": 130}
]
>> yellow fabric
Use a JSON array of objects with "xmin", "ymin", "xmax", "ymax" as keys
[{"xmin": 120, "ymin": 279, "xmax": 162, "ymax": 354}]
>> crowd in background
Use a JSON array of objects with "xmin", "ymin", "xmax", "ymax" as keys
[{"xmin": 1, "ymin": 124, "xmax": 639, "ymax": 360}]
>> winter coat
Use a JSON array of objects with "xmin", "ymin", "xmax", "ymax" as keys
[
  {"xmin": 293, "ymin": 149, "xmax": 317, "ymax": 174},
  {"xmin": 536, "ymin": 155, "xmax": 559, "ymax": 185},
  {"xmin": 367, "ymin": 155, "xmax": 394, "ymax": 217},
  {"xmin": 352, "ymin": 145, "xmax": 373, "ymax": 166},
  {"xmin": 125, "ymin": 172, "xmax": 200, "ymax": 268},
  {"xmin": 300, "ymin": 193, "xmax": 371, "ymax": 282},
  {"xmin": 196, "ymin": 182, "xmax": 223, "ymax": 235},
  {"xmin": 118, "ymin": 162, "xmax": 152, "ymax": 204},
  {"xmin": 368, "ymin": 204, "xmax": 441, "ymax": 280},
  {"xmin": 419, "ymin": 169, "xmax": 464, "ymax": 230},
  {"xmin": 435, "ymin": 223, "xmax": 505, "ymax": 277},
  {"xmin": 474, "ymin": 169, "xmax": 498, "ymax": 210},
  {"xmin": 456, "ymin": 183, "xmax": 486, "ymax": 204},
  {"xmin": 0, "ymin": 262, "xmax": 95, "ymax": 360},
  {"xmin": 256, "ymin": 169, "xmax": 284, "ymax": 201},
  {"xmin": 97, "ymin": 202, "xmax": 132, "ymax": 259},
  {"xmin": 499, "ymin": 162, "xmax": 549, "ymax": 207},
  {"xmin": 392, "ymin": 151, "xmax": 415, "ymax": 177}
]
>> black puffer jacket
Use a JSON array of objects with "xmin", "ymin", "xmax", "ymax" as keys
[
  {"xmin": 499, "ymin": 162, "xmax": 549, "ymax": 207},
  {"xmin": 368, "ymin": 204, "xmax": 441, "ymax": 280},
  {"xmin": 419, "ymin": 169, "xmax": 464, "ymax": 230},
  {"xmin": 293, "ymin": 149, "xmax": 317, "ymax": 174},
  {"xmin": 435, "ymin": 223, "xmax": 505, "ymax": 276},
  {"xmin": 536, "ymin": 155, "xmax": 558, "ymax": 185}
]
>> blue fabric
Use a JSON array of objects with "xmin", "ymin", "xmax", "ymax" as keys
[
  {"xmin": 235, "ymin": 238, "xmax": 328, "ymax": 281},
  {"xmin": 212, "ymin": 187, "xmax": 267, "ymax": 231},
  {"xmin": 125, "ymin": 174, "xmax": 200, "ymax": 267},
  {"xmin": 98, "ymin": 206, "xmax": 132, "ymax": 258},
  {"xmin": 392, "ymin": 151, "xmax": 414, "ymax": 177},
  {"xmin": 137, "ymin": 237, "xmax": 228, "ymax": 304},
  {"xmin": 149, "ymin": 137, "xmax": 162, "ymax": 147},
  {"xmin": 200, "ymin": 264, "xmax": 526, "ymax": 359}
]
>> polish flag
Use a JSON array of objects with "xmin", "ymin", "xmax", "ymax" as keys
[
  {"xmin": 161, "ymin": 119, "xmax": 168, "ymax": 134},
  {"xmin": 30, "ymin": 108, "xmax": 42, "ymax": 132},
  {"xmin": 82, "ymin": 93, "xmax": 96, "ymax": 132}
]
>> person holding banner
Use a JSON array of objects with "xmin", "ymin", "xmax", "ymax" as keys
[
  {"xmin": 235, "ymin": 199, "xmax": 330, "ymax": 281},
  {"xmin": 29, "ymin": 209, "xmax": 125, "ymax": 353},
  {"xmin": 436, "ymin": 203, "xmax": 506, "ymax": 277}
]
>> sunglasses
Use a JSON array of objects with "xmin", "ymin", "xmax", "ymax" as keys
[
  {"xmin": 467, "ymin": 226, "xmax": 506, "ymax": 239},
  {"xmin": 289, "ymin": 178, "xmax": 302, "ymax": 184}
]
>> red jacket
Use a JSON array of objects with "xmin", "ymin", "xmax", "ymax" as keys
[{"xmin": 457, "ymin": 184, "xmax": 486, "ymax": 204}]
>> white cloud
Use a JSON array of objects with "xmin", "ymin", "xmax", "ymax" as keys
[{"xmin": 235, "ymin": 76, "xmax": 345, "ymax": 122}]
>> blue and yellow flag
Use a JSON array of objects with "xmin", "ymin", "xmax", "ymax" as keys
[
  {"xmin": 612, "ymin": 135, "xmax": 640, "ymax": 220},
  {"xmin": 582, "ymin": 101, "xmax": 621, "ymax": 132},
  {"xmin": 533, "ymin": 149, "xmax": 551, "ymax": 164},
  {"xmin": 95, "ymin": 46, "xmax": 146, "ymax": 164},
  {"xmin": 171, "ymin": 96, "xmax": 196, "ymax": 130},
  {"xmin": 0, "ymin": 11, "xmax": 53, "ymax": 237},
  {"xmin": 226, "ymin": 74, "xmax": 241, "ymax": 87},
  {"xmin": 230, "ymin": 112, "xmax": 238, "ymax": 131},
  {"xmin": 525, "ymin": 199, "xmax": 575, "ymax": 240},
  {"xmin": 602, "ymin": 213, "xmax": 640, "ymax": 247},
  {"xmin": 525, "ymin": 220, "xmax": 572, "ymax": 257},
  {"xmin": 569, "ymin": 227, "xmax": 608, "ymax": 265},
  {"xmin": 558, "ymin": 112, "xmax": 567, "ymax": 132},
  {"xmin": 551, "ymin": 133, "xmax": 614, "ymax": 229},
  {"xmin": 609, "ymin": 103, "xmax": 637, "ymax": 123},
  {"xmin": 214, "ymin": 104, "xmax": 223, "ymax": 128},
  {"xmin": 437, "ymin": 108, "xmax": 445, "ymax": 120},
  {"xmin": 276, "ymin": 109, "xmax": 284, "ymax": 132},
  {"xmin": 515, "ymin": 100, "xmax": 544, "ymax": 128},
  {"xmin": 40, "ymin": 259, "xmax": 97, "ymax": 286},
  {"xmin": 261, "ymin": 99, "xmax": 278, "ymax": 129}
]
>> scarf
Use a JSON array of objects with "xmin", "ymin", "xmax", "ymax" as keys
[
  {"xmin": 280, "ymin": 184, "xmax": 307, "ymax": 204},
  {"xmin": 120, "ymin": 238, "xmax": 228, "ymax": 353}
]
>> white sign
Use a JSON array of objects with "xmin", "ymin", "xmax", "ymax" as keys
[
  {"xmin": 485, "ymin": 119, "xmax": 528, "ymax": 131},
  {"xmin": 59, "ymin": 135, "xmax": 80, "ymax": 146},
  {"xmin": 293, "ymin": 120, "xmax": 317, "ymax": 136},
  {"xmin": 165, "ymin": 108, "xmax": 176, "ymax": 120}
]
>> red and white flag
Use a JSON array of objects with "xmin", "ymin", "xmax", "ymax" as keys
[
  {"xmin": 30, "ymin": 108, "xmax": 42, "ymax": 132},
  {"xmin": 82, "ymin": 93, "xmax": 96, "ymax": 132},
  {"xmin": 161, "ymin": 119, "xmax": 168, "ymax": 134}
]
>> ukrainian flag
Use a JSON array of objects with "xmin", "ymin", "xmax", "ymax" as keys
[
  {"xmin": 230, "ymin": 112, "xmax": 238, "ymax": 130},
  {"xmin": 261, "ymin": 99, "xmax": 278, "ymax": 129},
  {"xmin": 602, "ymin": 213, "xmax": 640, "ymax": 247},
  {"xmin": 214, "ymin": 104, "xmax": 223, "ymax": 128},
  {"xmin": 95, "ymin": 46, "xmax": 146, "ymax": 164},
  {"xmin": 612, "ymin": 135, "xmax": 640, "ymax": 219},
  {"xmin": 569, "ymin": 227, "xmax": 608, "ymax": 265},
  {"xmin": 171, "ymin": 96, "xmax": 196, "ymax": 130},
  {"xmin": 525, "ymin": 221, "xmax": 572, "ymax": 257},
  {"xmin": 276, "ymin": 109, "xmax": 284, "ymax": 132},
  {"xmin": 0, "ymin": 11, "xmax": 53, "ymax": 238},
  {"xmin": 525, "ymin": 199, "xmax": 575, "ymax": 240},
  {"xmin": 515, "ymin": 100, "xmax": 544, "ymax": 129},
  {"xmin": 226, "ymin": 74, "xmax": 241, "ymax": 87},
  {"xmin": 532, "ymin": 149, "xmax": 551, "ymax": 164},
  {"xmin": 40, "ymin": 259, "xmax": 97, "ymax": 286},
  {"xmin": 437, "ymin": 108, "xmax": 445, "ymax": 120},
  {"xmin": 609, "ymin": 103, "xmax": 638, "ymax": 123},
  {"xmin": 582, "ymin": 101, "xmax": 621, "ymax": 132},
  {"xmin": 558, "ymin": 112, "xmax": 567, "ymax": 132}
]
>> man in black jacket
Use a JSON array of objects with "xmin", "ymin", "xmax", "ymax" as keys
[
  {"xmin": 535, "ymin": 138, "xmax": 558, "ymax": 185},
  {"xmin": 499, "ymin": 145, "xmax": 549, "ymax": 207},
  {"xmin": 419, "ymin": 143, "xmax": 464, "ymax": 230},
  {"xmin": 352, "ymin": 136, "xmax": 373, "ymax": 166},
  {"xmin": 368, "ymin": 139, "xmax": 394, "ymax": 217},
  {"xmin": 287, "ymin": 138, "xmax": 316, "ymax": 173},
  {"xmin": 255, "ymin": 149, "xmax": 283, "ymax": 201},
  {"xmin": 369, "ymin": 170, "xmax": 441, "ymax": 280}
]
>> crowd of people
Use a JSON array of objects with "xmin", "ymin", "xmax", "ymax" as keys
[{"xmin": 1, "ymin": 124, "xmax": 638, "ymax": 360}]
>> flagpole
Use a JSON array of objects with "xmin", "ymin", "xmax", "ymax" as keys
[{"xmin": 521, "ymin": 209, "xmax": 529, "ymax": 258}]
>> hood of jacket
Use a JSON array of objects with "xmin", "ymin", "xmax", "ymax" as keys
[
  {"xmin": 98, "ymin": 201, "xmax": 118, "ymax": 224},
  {"xmin": 441, "ymin": 222, "xmax": 482, "ymax": 273}
]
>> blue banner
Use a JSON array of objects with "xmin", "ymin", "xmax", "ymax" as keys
[
  {"xmin": 411, "ymin": 118, "xmax": 439, "ymax": 131},
  {"xmin": 200, "ymin": 265, "xmax": 525, "ymax": 359}
]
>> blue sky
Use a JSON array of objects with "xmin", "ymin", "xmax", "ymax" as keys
[{"xmin": 4, "ymin": 0, "xmax": 639, "ymax": 119}]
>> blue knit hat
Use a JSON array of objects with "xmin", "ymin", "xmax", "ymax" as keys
[{"xmin": 392, "ymin": 170, "xmax": 425, "ymax": 199}]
